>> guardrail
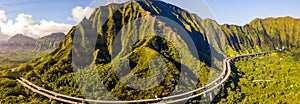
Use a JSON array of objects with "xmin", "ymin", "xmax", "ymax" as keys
[{"xmin": 16, "ymin": 51, "xmax": 273, "ymax": 104}]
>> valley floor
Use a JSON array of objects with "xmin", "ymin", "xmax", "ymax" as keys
[
  {"xmin": 0, "ymin": 49, "xmax": 56, "ymax": 103},
  {"xmin": 0, "ymin": 49, "xmax": 52, "ymax": 71},
  {"xmin": 215, "ymin": 49, "xmax": 300, "ymax": 103}
]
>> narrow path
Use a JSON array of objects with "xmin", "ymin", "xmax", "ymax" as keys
[{"xmin": 16, "ymin": 51, "xmax": 273, "ymax": 104}]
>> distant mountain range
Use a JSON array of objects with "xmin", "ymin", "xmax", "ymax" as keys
[{"xmin": 0, "ymin": 33, "xmax": 65, "ymax": 50}]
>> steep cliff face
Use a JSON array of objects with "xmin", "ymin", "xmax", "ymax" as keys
[
  {"xmin": 250, "ymin": 17, "xmax": 300, "ymax": 48},
  {"xmin": 35, "ymin": 33, "xmax": 65, "ymax": 50},
  {"xmin": 222, "ymin": 17, "xmax": 300, "ymax": 52},
  {"xmin": 78, "ymin": 0, "xmax": 225, "ymax": 65}
]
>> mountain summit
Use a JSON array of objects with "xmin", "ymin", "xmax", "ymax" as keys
[{"xmin": 7, "ymin": 34, "xmax": 35, "ymax": 46}]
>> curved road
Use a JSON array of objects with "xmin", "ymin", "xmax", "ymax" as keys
[{"xmin": 16, "ymin": 51, "xmax": 273, "ymax": 104}]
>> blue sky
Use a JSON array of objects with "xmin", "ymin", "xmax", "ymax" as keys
[
  {"xmin": 1, "ymin": 0, "xmax": 299, "ymax": 25},
  {"xmin": 0, "ymin": 0, "xmax": 299, "ymax": 38},
  {"xmin": 0, "ymin": 0, "xmax": 93, "ymax": 24},
  {"xmin": 205, "ymin": 0, "xmax": 300, "ymax": 25}
]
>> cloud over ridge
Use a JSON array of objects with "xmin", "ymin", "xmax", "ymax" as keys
[
  {"xmin": 0, "ymin": 5, "xmax": 96, "ymax": 40},
  {"xmin": 0, "ymin": 10, "xmax": 72, "ymax": 39}
]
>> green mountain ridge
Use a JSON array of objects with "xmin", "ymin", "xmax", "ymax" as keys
[{"xmin": 223, "ymin": 16, "xmax": 300, "ymax": 54}]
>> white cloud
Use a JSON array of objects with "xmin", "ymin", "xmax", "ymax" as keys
[
  {"xmin": 0, "ymin": 10, "xmax": 7, "ymax": 24},
  {"xmin": 15, "ymin": 13, "xmax": 34, "ymax": 26},
  {"xmin": 68, "ymin": 6, "xmax": 94, "ymax": 23},
  {"xmin": 0, "ymin": 10, "xmax": 72, "ymax": 39}
]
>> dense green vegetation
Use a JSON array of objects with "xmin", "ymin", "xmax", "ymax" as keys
[
  {"xmin": 0, "ymin": 50, "xmax": 60, "ymax": 103},
  {"xmin": 214, "ymin": 49, "xmax": 300, "ymax": 103}
]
